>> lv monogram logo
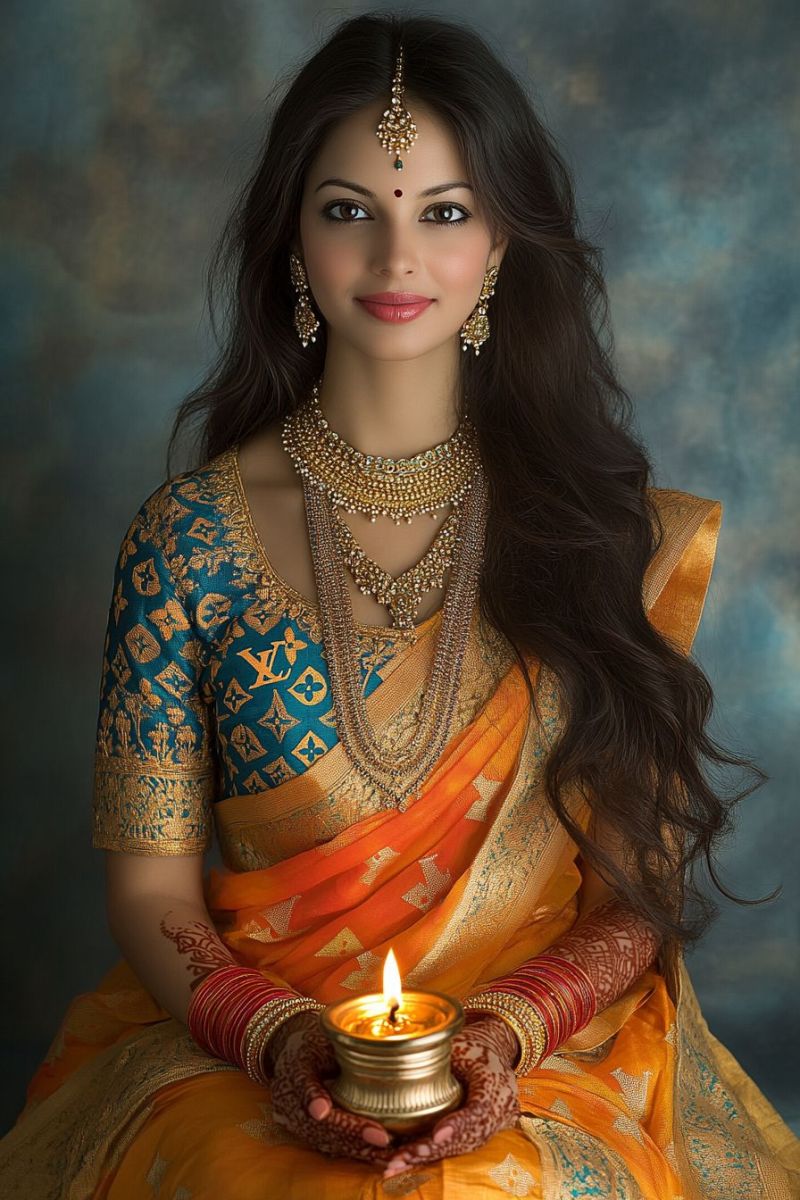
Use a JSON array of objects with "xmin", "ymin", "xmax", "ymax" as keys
[{"xmin": 236, "ymin": 644, "xmax": 292, "ymax": 688}]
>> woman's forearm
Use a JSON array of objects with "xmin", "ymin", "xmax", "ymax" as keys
[
  {"xmin": 539, "ymin": 895, "xmax": 662, "ymax": 1011},
  {"xmin": 108, "ymin": 892, "xmax": 236, "ymax": 1026},
  {"xmin": 465, "ymin": 896, "xmax": 662, "ymax": 1070}
]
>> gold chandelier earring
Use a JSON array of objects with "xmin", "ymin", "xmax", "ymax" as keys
[
  {"xmin": 460, "ymin": 264, "xmax": 499, "ymax": 355},
  {"xmin": 290, "ymin": 252, "xmax": 321, "ymax": 347}
]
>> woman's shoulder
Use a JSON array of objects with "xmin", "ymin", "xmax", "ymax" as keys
[
  {"xmin": 110, "ymin": 448, "xmax": 239, "ymax": 601},
  {"xmin": 117, "ymin": 447, "xmax": 234, "ymax": 542}
]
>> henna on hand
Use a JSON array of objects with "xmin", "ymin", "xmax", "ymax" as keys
[
  {"xmin": 382, "ymin": 1014, "xmax": 520, "ymax": 1179},
  {"xmin": 472, "ymin": 1012, "xmax": 521, "ymax": 1069},
  {"xmin": 267, "ymin": 1010, "xmax": 398, "ymax": 1164}
]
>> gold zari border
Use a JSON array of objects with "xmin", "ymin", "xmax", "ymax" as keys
[{"xmin": 92, "ymin": 759, "xmax": 215, "ymax": 855}]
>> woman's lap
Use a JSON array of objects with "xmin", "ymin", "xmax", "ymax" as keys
[{"xmin": 105, "ymin": 1069, "xmax": 545, "ymax": 1199}]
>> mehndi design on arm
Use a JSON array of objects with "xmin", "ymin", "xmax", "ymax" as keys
[
  {"xmin": 159, "ymin": 913, "xmax": 236, "ymax": 990},
  {"xmin": 546, "ymin": 896, "xmax": 662, "ymax": 1010}
]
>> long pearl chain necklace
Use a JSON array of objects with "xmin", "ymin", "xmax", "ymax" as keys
[{"xmin": 280, "ymin": 382, "xmax": 488, "ymax": 810}]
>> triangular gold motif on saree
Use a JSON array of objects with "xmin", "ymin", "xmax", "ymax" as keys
[
  {"xmin": 360, "ymin": 846, "xmax": 401, "ymax": 887},
  {"xmin": 237, "ymin": 1101, "xmax": 298, "ymax": 1146},
  {"xmin": 609, "ymin": 1066, "xmax": 652, "ymax": 1121},
  {"xmin": 402, "ymin": 853, "xmax": 452, "ymax": 912},
  {"xmin": 340, "ymin": 950, "xmax": 382, "ymax": 991},
  {"xmin": 314, "ymin": 927, "xmax": 364, "ymax": 958},
  {"xmin": 465, "ymin": 771, "xmax": 501, "ymax": 821},
  {"xmin": 611, "ymin": 1112, "xmax": 646, "ymax": 1146},
  {"xmin": 145, "ymin": 1151, "xmax": 169, "ymax": 1192},
  {"xmin": 487, "ymin": 1153, "xmax": 536, "ymax": 1195},
  {"xmin": 242, "ymin": 895, "xmax": 301, "ymax": 941}
]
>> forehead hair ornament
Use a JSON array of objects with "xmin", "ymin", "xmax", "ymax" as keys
[{"xmin": 375, "ymin": 45, "xmax": 418, "ymax": 171}]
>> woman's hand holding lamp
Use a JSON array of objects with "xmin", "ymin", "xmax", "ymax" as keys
[{"xmin": 320, "ymin": 948, "xmax": 465, "ymax": 1137}]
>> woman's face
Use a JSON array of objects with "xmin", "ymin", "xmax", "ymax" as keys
[{"xmin": 296, "ymin": 99, "xmax": 506, "ymax": 361}]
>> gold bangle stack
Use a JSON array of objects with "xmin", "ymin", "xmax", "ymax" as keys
[
  {"xmin": 463, "ymin": 990, "xmax": 548, "ymax": 1077},
  {"xmin": 242, "ymin": 996, "xmax": 327, "ymax": 1086}
]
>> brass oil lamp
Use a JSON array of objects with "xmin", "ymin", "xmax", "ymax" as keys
[{"xmin": 321, "ymin": 948, "xmax": 464, "ymax": 1136}]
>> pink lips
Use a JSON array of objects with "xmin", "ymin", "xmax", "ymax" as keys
[{"xmin": 356, "ymin": 292, "xmax": 434, "ymax": 323}]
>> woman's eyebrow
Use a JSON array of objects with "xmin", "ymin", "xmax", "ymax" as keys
[{"xmin": 314, "ymin": 177, "xmax": 473, "ymax": 198}]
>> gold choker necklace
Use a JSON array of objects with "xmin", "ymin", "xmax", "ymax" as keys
[{"xmin": 281, "ymin": 380, "xmax": 479, "ymax": 524}]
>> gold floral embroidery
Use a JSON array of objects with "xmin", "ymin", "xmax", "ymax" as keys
[
  {"xmin": 0, "ymin": 1022, "xmax": 237, "ymax": 1197},
  {"xmin": 672, "ymin": 963, "xmax": 796, "ymax": 1198},
  {"xmin": 92, "ymin": 481, "xmax": 217, "ymax": 856}
]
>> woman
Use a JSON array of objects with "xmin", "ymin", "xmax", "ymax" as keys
[{"xmin": 2, "ymin": 12, "xmax": 798, "ymax": 1198}]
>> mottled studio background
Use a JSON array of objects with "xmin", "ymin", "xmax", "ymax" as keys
[{"xmin": 1, "ymin": 0, "xmax": 798, "ymax": 1136}]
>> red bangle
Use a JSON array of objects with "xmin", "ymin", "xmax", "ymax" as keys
[
  {"xmin": 514, "ymin": 957, "xmax": 596, "ymax": 1029},
  {"xmin": 531, "ymin": 956, "xmax": 597, "ymax": 1026},
  {"xmin": 483, "ymin": 951, "xmax": 599, "ymax": 1055},
  {"xmin": 531, "ymin": 968, "xmax": 591, "ymax": 1035},
  {"xmin": 532, "ymin": 956, "xmax": 597, "ymax": 1026},
  {"xmin": 515, "ymin": 963, "xmax": 592, "ymax": 1031},
  {"xmin": 187, "ymin": 965, "xmax": 299, "ymax": 1069}
]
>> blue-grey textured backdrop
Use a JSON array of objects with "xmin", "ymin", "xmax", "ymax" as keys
[{"xmin": 1, "ymin": 0, "xmax": 798, "ymax": 1136}]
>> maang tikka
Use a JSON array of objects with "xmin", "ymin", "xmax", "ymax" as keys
[
  {"xmin": 290, "ymin": 43, "xmax": 499, "ymax": 353},
  {"xmin": 375, "ymin": 44, "xmax": 418, "ymax": 171}
]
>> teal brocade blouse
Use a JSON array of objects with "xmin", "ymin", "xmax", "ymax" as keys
[{"xmin": 91, "ymin": 446, "xmax": 419, "ymax": 858}]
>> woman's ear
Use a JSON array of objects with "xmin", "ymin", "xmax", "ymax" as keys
[{"xmin": 493, "ymin": 235, "xmax": 509, "ymax": 269}]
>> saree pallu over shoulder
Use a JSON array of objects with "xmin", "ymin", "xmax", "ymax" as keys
[
  {"xmin": 3, "ymin": 486, "xmax": 799, "ymax": 1200},
  {"xmin": 643, "ymin": 486, "xmax": 723, "ymax": 655}
]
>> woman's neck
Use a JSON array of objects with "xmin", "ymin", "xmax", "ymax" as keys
[{"xmin": 316, "ymin": 349, "xmax": 462, "ymax": 457}]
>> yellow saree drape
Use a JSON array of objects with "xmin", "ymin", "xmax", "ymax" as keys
[{"xmin": 2, "ymin": 489, "xmax": 799, "ymax": 1199}]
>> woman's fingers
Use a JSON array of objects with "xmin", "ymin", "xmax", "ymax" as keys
[
  {"xmin": 304, "ymin": 1081, "xmax": 332, "ymax": 1121},
  {"xmin": 319, "ymin": 1102, "xmax": 392, "ymax": 1147},
  {"xmin": 308, "ymin": 1096, "xmax": 330, "ymax": 1120},
  {"xmin": 267, "ymin": 1014, "xmax": 397, "ymax": 1162},
  {"xmin": 302, "ymin": 1076, "xmax": 392, "ymax": 1145},
  {"xmin": 282, "ymin": 1082, "xmax": 393, "ymax": 1160},
  {"xmin": 383, "ymin": 1082, "xmax": 518, "ymax": 1176},
  {"xmin": 363, "ymin": 1124, "xmax": 391, "ymax": 1146},
  {"xmin": 383, "ymin": 1102, "xmax": 487, "ymax": 1173},
  {"xmin": 295, "ymin": 1063, "xmax": 395, "ymax": 1153}
]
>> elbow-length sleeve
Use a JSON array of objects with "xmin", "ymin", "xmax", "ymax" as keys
[
  {"xmin": 92, "ymin": 492, "xmax": 217, "ymax": 855},
  {"xmin": 643, "ymin": 488, "xmax": 724, "ymax": 657}
]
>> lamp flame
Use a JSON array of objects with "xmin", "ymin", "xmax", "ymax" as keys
[{"xmin": 383, "ymin": 948, "xmax": 403, "ymax": 1011}]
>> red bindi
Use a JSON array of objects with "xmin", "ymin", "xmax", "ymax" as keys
[{"xmin": 394, "ymin": 189, "xmax": 402, "ymax": 197}]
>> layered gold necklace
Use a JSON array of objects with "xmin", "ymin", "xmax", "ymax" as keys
[{"xmin": 280, "ymin": 379, "xmax": 488, "ymax": 810}]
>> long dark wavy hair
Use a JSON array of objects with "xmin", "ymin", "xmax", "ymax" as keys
[{"xmin": 166, "ymin": 11, "xmax": 776, "ymax": 977}]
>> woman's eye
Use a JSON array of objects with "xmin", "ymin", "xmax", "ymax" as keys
[
  {"xmin": 322, "ymin": 201, "xmax": 470, "ymax": 226},
  {"xmin": 323, "ymin": 201, "xmax": 369, "ymax": 222},
  {"xmin": 421, "ymin": 203, "xmax": 470, "ymax": 225}
]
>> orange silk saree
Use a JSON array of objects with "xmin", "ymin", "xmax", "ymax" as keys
[{"xmin": 2, "ymin": 489, "xmax": 798, "ymax": 1199}]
